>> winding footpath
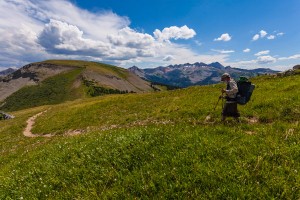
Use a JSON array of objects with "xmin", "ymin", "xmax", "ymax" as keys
[
  {"xmin": 23, "ymin": 110, "xmax": 260, "ymax": 138},
  {"xmin": 23, "ymin": 110, "xmax": 53, "ymax": 138},
  {"xmin": 23, "ymin": 110, "xmax": 83, "ymax": 137}
]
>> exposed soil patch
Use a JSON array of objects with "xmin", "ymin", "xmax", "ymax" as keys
[
  {"xmin": 64, "ymin": 129, "xmax": 85, "ymax": 136},
  {"xmin": 246, "ymin": 117, "xmax": 259, "ymax": 124}
]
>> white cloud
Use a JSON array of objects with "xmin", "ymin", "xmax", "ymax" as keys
[
  {"xmin": 153, "ymin": 25, "xmax": 196, "ymax": 42},
  {"xmin": 214, "ymin": 33, "xmax": 232, "ymax": 42},
  {"xmin": 36, "ymin": 0, "xmax": 130, "ymax": 41},
  {"xmin": 255, "ymin": 50, "xmax": 270, "ymax": 56},
  {"xmin": 235, "ymin": 55, "xmax": 276, "ymax": 67},
  {"xmin": 211, "ymin": 49, "xmax": 235, "ymax": 54},
  {"xmin": 243, "ymin": 48, "xmax": 251, "ymax": 53},
  {"xmin": 0, "ymin": 0, "xmax": 132, "ymax": 67},
  {"xmin": 38, "ymin": 19, "xmax": 111, "ymax": 56},
  {"xmin": 278, "ymin": 54, "xmax": 300, "ymax": 61},
  {"xmin": 257, "ymin": 55, "xmax": 276, "ymax": 64},
  {"xmin": 277, "ymin": 32, "xmax": 284, "ymax": 36},
  {"xmin": 252, "ymin": 34, "xmax": 260, "ymax": 41},
  {"xmin": 108, "ymin": 27, "xmax": 155, "ymax": 49},
  {"xmin": 0, "ymin": 0, "xmax": 291, "ymax": 71},
  {"xmin": 267, "ymin": 35, "xmax": 275, "ymax": 40},
  {"xmin": 0, "ymin": 0, "xmax": 202, "ymax": 68},
  {"xmin": 260, "ymin": 30, "xmax": 267, "ymax": 38},
  {"xmin": 252, "ymin": 30, "xmax": 283, "ymax": 41}
]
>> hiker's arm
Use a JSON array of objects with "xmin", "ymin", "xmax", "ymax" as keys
[{"xmin": 225, "ymin": 82, "xmax": 238, "ymax": 96}]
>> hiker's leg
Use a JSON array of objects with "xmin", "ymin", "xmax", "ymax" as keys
[{"xmin": 222, "ymin": 102, "xmax": 228, "ymax": 122}]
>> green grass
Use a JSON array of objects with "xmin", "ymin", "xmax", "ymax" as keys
[{"xmin": 0, "ymin": 73, "xmax": 299, "ymax": 199}]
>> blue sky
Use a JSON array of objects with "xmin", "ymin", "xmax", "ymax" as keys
[{"xmin": 1, "ymin": 0, "xmax": 300, "ymax": 71}]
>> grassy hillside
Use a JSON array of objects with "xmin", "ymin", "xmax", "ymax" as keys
[
  {"xmin": 0, "ymin": 73, "xmax": 299, "ymax": 199},
  {"xmin": 1, "ymin": 60, "xmax": 155, "ymax": 112},
  {"xmin": 1, "ymin": 68, "xmax": 85, "ymax": 111}
]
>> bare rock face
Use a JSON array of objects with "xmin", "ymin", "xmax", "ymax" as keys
[{"xmin": 0, "ymin": 63, "xmax": 76, "ymax": 101}]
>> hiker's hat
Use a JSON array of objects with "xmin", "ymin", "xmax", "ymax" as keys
[{"xmin": 221, "ymin": 73, "xmax": 230, "ymax": 81}]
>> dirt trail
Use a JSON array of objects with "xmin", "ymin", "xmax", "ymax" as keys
[
  {"xmin": 23, "ymin": 110, "xmax": 53, "ymax": 138},
  {"xmin": 23, "ymin": 110, "xmax": 85, "ymax": 137}
]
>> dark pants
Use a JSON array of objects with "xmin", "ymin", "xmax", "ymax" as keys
[{"xmin": 222, "ymin": 101, "xmax": 240, "ymax": 120}]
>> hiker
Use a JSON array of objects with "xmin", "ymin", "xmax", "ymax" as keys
[{"xmin": 220, "ymin": 73, "xmax": 240, "ymax": 122}]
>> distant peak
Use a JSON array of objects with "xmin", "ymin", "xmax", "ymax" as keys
[
  {"xmin": 208, "ymin": 62, "xmax": 225, "ymax": 69},
  {"xmin": 129, "ymin": 66, "xmax": 140, "ymax": 70}
]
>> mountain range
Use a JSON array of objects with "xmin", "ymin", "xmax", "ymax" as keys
[{"xmin": 129, "ymin": 62, "xmax": 279, "ymax": 88}]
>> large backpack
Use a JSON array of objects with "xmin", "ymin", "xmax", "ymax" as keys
[{"xmin": 236, "ymin": 76, "xmax": 255, "ymax": 105}]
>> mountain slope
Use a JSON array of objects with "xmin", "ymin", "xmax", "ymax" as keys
[
  {"xmin": 0, "ymin": 60, "xmax": 154, "ymax": 111},
  {"xmin": 0, "ymin": 72, "xmax": 299, "ymax": 198},
  {"xmin": 129, "ymin": 62, "xmax": 279, "ymax": 87}
]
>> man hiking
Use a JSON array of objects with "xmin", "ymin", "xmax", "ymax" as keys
[{"xmin": 220, "ymin": 73, "xmax": 240, "ymax": 122}]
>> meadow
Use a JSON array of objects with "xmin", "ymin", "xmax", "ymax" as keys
[{"xmin": 0, "ymin": 73, "xmax": 299, "ymax": 199}]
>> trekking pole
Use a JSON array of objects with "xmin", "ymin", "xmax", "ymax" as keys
[
  {"xmin": 205, "ymin": 94, "xmax": 223, "ymax": 122},
  {"xmin": 213, "ymin": 96, "xmax": 221, "ymax": 111}
]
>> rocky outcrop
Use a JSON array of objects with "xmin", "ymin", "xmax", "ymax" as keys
[
  {"xmin": 0, "ymin": 111, "xmax": 15, "ymax": 120},
  {"xmin": 276, "ymin": 68, "xmax": 300, "ymax": 77},
  {"xmin": 293, "ymin": 65, "xmax": 300, "ymax": 70}
]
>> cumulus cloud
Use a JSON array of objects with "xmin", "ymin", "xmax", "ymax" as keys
[
  {"xmin": 38, "ymin": 19, "xmax": 111, "ymax": 56},
  {"xmin": 252, "ymin": 34, "xmax": 260, "ymax": 41},
  {"xmin": 257, "ymin": 55, "xmax": 276, "ymax": 64},
  {"xmin": 252, "ymin": 30, "xmax": 283, "ymax": 41},
  {"xmin": 108, "ymin": 27, "xmax": 155, "ymax": 49},
  {"xmin": 243, "ymin": 48, "xmax": 251, "ymax": 53},
  {"xmin": 153, "ymin": 25, "xmax": 196, "ymax": 42},
  {"xmin": 255, "ymin": 50, "xmax": 270, "ymax": 56},
  {"xmin": 260, "ymin": 30, "xmax": 267, "ymax": 38},
  {"xmin": 35, "ymin": 0, "xmax": 130, "ymax": 41},
  {"xmin": 211, "ymin": 49, "xmax": 235, "ymax": 54},
  {"xmin": 252, "ymin": 30, "xmax": 267, "ymax": 41},
  {"xmin": 214, "ymin": 33, "xmax": 231, "ymax": 42}
]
